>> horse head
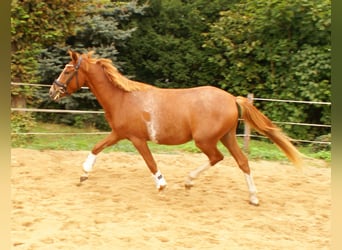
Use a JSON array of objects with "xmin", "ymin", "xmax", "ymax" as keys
[{"xmin": 49, "ymin": 50, "xmax": 88, "ymax": 101}]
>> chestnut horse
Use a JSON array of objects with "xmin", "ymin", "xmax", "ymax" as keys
[{"xmin": 49, "ymin": 51, "xmax": 302, "ymax": 205}]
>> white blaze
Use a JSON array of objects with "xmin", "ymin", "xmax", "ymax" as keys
[{"xmin": 56, "ymin": 64, "xmax": 74, "ymax": 82}]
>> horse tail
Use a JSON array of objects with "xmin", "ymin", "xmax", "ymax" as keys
[{"xmin": 235, "ymin": 96, "xmax": 303, "ymax": 168}]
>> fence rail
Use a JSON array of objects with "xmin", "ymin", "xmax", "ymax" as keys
[
  {"xmin": 253, "ymin": 97, "xmax": 331, "ymax": 105},
  {"xmin": 11, "ymin": 82, "xmax": 331, "ymax": 147},
  {"xmin": 11, "ymin": 82, "xmax": 90, "ymax": 90},
  {"xmin": 12, "ymin": 107, "xmax": 104, "ymax": 114}
]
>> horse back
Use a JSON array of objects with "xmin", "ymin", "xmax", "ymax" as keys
[
  {"xmin": 118, "ymin": 86, "xmax": 238, "ymax": 145},
  {"xmin": 149, "ymin": 86, "xmax": 237, "ymax": 143}
]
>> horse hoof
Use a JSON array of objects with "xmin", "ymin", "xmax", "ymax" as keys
[
  {"xmin": 184, "ymin": 178, "xmax": 194, "ymax": 189},
  {"xmin": 249, "ymin": 201, "xmax": 260, "ymax": 206},
  {"xmin": 249, "ymin": 197, "xmax": 260, "ymax": 206},
  {"xmin": 158, "ymin": 185, "xmax": 167, "ymax": 191},
  {"xmin": 80, "ymin": 175, "xmax": 88, "ymax": 182}
]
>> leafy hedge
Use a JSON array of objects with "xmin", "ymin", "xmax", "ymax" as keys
[{"xmin": 11, "ymin": 0, "xmax": 331, "ymax": 142}]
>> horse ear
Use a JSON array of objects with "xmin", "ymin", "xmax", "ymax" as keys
[{"xmin": 68, "ymin": 50, "xmax": 79, "ymax": 63}]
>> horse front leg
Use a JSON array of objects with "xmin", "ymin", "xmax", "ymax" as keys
[
  {"xmin": 130, "ymin": 137, "xmax": 167, "ymax": 191},
  {"xmin": 80, "ymin": 132, "xmax": 119, "ymax": 182}
]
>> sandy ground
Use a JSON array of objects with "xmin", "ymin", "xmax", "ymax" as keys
[{"xmin": 11, "ymin": 148, "xmax": 330, "ymax": 250}]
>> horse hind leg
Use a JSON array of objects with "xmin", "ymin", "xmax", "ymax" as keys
[
  {"xmin": 220, "ymin": 133, "xmax": 259, "ymax": 206},
  {"xmin": 185, "ymin": 141, "xmax": 224, "ymax": 188}
]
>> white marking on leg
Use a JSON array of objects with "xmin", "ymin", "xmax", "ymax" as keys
[
  {"xmin": 83, "ymin": 152, "xmax": 97, "ymax": 172},
  {"xmin": 185, "ymin": 162, "xmax": 211, "ymax": 187},
  {"xmin": 190, "ymin": 162, "xmax": 211, "ymax": 179},
  {"xmin": 152, "ymin": 170, "xmax": 167, "ymax": 190},
  {"xmin": 244, "ymin": 173, "xmax": 259, "ymax": 205}
]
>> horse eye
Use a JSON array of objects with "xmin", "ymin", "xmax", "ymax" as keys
[{"xmin": 64, "ymin": 71, "xmax": 71, "ymax": 75}]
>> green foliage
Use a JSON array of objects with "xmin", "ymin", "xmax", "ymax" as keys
[
  {"xmin": 11, "ymin": 0, "xmax": 86, "ymax": 84},
  {"xmin": 69, "ymin": 1, "xmax": 145, "ymax": 59},
  {"xmin": 34, "ymin": 1, "xmax": 146, "ymax": 128},
  {"xmin": 312, "ymin": 133, "xmax": 331, "ymax": 152},
  {"xmin": 10, "ymin": 0, "xmax": 89, "ymax": 141},
  {"xmin": 12, "ymin": 0, "xmax": 331, "ymax": 143},
  {"xmin": 117, "ymin": 0, "xmax": 235, "ymax": 88},
  {"xmin": 205, "ymin": 0, "xmax": 331, "ymax": 139},
  {"xmin": 11, "ymin": 112, "xmax": 36, "ymax": 147}
]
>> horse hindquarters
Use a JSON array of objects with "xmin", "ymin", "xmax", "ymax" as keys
[{"xmin": 235, "ymin": 96, "xmax": 302, "ymax": 168}]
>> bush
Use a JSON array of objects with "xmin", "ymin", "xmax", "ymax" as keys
[
  {"xmin": 312, "ymin": 133, "xmax": 331, "ymax": 152},
  {"xmin": 11, "ymin": 112, "xmax": 36, "ymax": 147}
]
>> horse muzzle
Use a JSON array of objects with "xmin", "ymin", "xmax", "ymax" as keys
[{"xmin": 49, "ymin": 85, "xmax": 66, "ymax": 101}]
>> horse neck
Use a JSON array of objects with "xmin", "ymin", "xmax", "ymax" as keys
[{"xmin": 85, "ymin": 65, "xmax": 125, "ymax": 112}]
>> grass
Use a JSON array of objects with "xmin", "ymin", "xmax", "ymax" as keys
[{"xmin": 12, "ymin": 122, "xmax": 331, "ymax": 163}]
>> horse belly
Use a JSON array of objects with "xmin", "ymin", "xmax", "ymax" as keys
[
  {"xmin": 143, "ymin": 110, "xmax": 191, "ymax": 145},
  {"xmin": 154, "ymin": 121, "xmax": 192, "ymax": 145}
]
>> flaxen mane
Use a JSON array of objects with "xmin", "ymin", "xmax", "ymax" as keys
[{"xmin": 84, "ymin": 52, "xmax": 152, "ymax": 92}]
